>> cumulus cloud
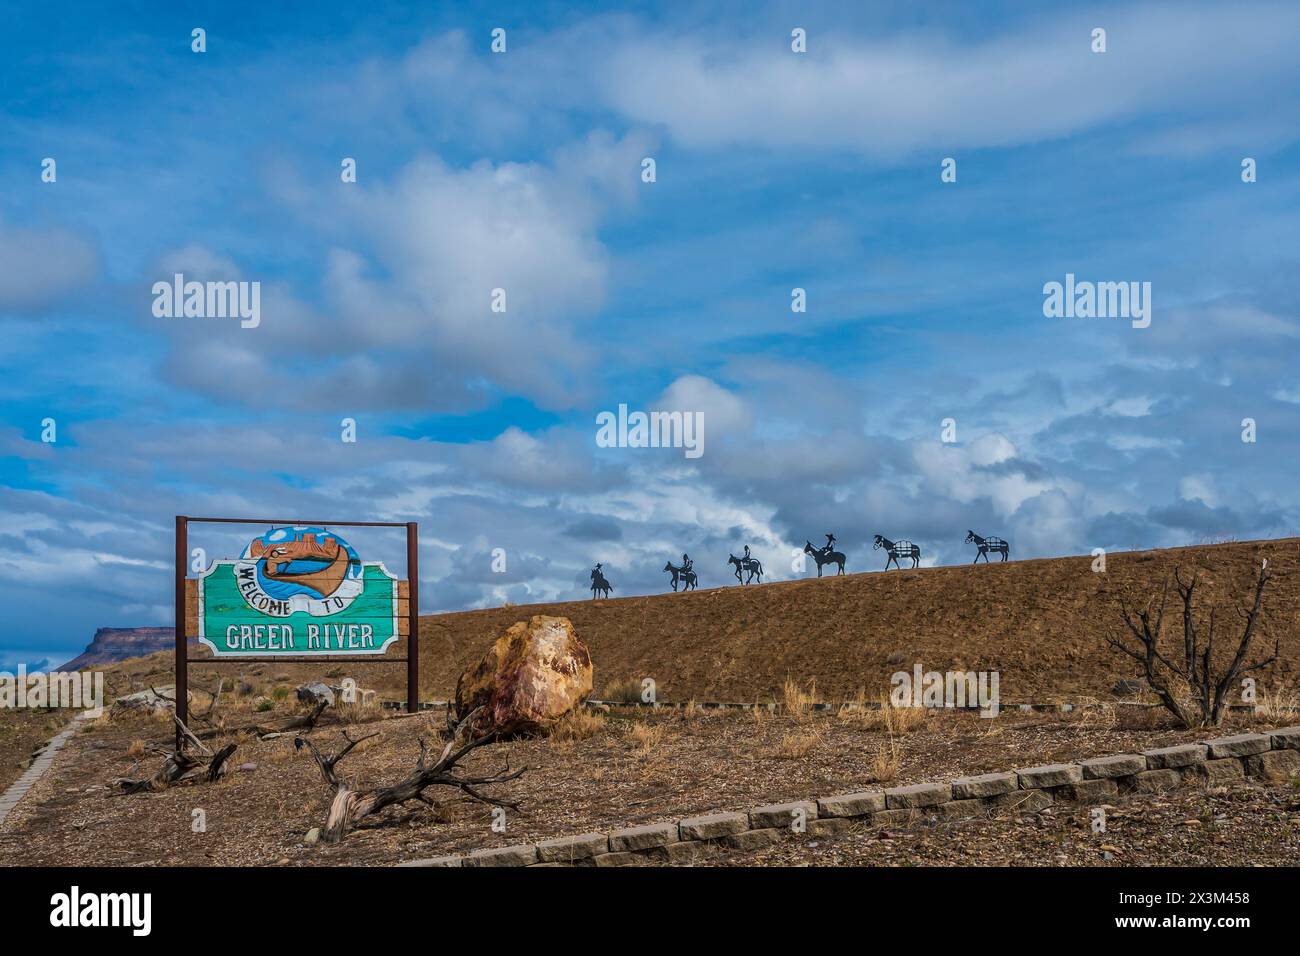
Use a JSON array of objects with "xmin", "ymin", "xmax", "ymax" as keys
[{"xmin": 146, "ymin": 132, "xmax": 652, "ymax": 412}]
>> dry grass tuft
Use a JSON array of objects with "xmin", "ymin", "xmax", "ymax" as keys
[
  {"xmin": 125, "ymin": 739, "xmax": 146, "ymax": 759},
  {"xmin": 626, "ymin": 721, "xmax": 667, "ymax": 755},
  {"xmin": 776, "ymin": 726, "xmax": 822, "ymax": 759},
  {"xmin": 782, "ymin": 676, "xmax": 818, "ymax": 721},
  {"xmin": 871, "ymin": 734, "xmax": 902, "ymax": 782},
  {"xmin": 1069, "ymin": 701, "xmax": 1118, "ymax": 733},
  {"xmin": 844, "ymin": 693, "xmax": 927, "ymax": 734},
  {"xmin": 550, "ymin": 708, "xmax": 606, "ymax": 744},
  {"xmin": 601, "ymin": 677, "xmax": 645, "ymax": 704},
  {"xmin": 1254, "ymin": 684, "xmax": 1300, "ymax": 724}
]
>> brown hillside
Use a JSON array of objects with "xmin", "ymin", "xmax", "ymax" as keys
[
  {"xmin": 102, "ymin": 539, "xmax": 1299, "ymax": 706},
  {"xmin": 415, "ymin": 539, "xmax": 1300, "ymax": 703}
]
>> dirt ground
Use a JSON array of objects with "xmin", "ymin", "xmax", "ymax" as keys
[{"xmin": 0, "ymin": 698, "xmax": 1295, "ymax": 867}]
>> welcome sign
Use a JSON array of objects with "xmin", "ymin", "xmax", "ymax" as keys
[{"xmin": 197, "ymin": 526, "xmax": 401, "ymax": 656}]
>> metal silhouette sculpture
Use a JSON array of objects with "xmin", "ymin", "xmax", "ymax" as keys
[
  {"xmin": 965, "ymin": 530, "xmax": 1009, "ymax": 563},
  {"xmin": 874, "ymin": 534, "xmax": 920, "ymax": 570},
  {"xmin": 590, "ymin": 563, "xmax": 614, "ymax": 598},
  {"xmin": 728, "ymin": 547, "xmax": 764, "ymax": 584},
  {"xmin": 663, "ymin": 559, "xmax": 698, "ymax": 591},
  {"xmin": 803, "ymin": 539, "xmax": 846, "ymax": 576}
]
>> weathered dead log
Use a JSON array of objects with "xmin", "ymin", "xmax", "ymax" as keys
[
  {"xmin": 190, "ymin": 698, "xmax": 331, "ymax": 741},
  {"xmin": 296, "ymin": 706, "xmax": 525, "ymax": 843},
  {"xmin": 117, "ymin": 716, "xmax": 238, "ymax": 794}
]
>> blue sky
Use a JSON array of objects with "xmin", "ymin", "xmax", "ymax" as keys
[{"xmin": 3, "ymin": 1, "xmax": 1300, "ymax": 669}]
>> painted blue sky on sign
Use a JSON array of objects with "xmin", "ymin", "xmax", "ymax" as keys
[{"xmin": 2, "ymin": 1, "xmax": 1300, "ymax": 668}]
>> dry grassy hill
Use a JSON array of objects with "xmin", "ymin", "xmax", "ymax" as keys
[
  {"xmin": 413, "ymin": 539, "xmax": 1300, "ymax": 703},
  {"xmin": 85, "ymin": 539, "xmax": 1300, "ymax": 706}
]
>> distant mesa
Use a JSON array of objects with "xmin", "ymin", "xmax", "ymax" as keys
[{"xmin": 60, "ymin": 627, "xmax": 196, "ymax": 671}]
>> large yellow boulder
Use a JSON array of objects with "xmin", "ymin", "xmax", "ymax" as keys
[{"xmin": 454, "ymin": 615, "xmax": 593, "ymax": 735}]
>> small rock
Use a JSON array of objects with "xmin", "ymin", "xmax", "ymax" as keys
[
  {"xmin": 237, "ymin": 762, "xmax": 258, "ymax": 772},
  {"xmin": 296, "ymin": 683, "xmax": 336, "ymax": 707},
  {"xmin": 304, "ymin": 828, "xmax": 321, "ymax": 845}
]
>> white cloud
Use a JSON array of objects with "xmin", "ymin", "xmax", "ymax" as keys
[{"xmin": 597, "ymin": 3, "xmax": 1300, "ymax": 158}]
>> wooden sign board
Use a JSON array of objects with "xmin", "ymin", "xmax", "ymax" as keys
[{"xmin": 193, "ymin": 525, "xmax": 405, "ymax": 657}]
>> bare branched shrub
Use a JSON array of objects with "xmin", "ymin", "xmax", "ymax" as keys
[{"xmin": 1108, "ymin": 561, "xmax": 1279, "ymax": 728}]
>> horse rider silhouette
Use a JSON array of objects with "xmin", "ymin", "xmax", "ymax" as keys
[
  {"xmin": 804, "ymin": 539, "xmax": 846, "ymax": 576},
  {"xmin": 589, "ymin": 563, "xmax": 613, "ymax": 598},
  {"xmin": 823, "ymin": 533, "xmax": 836, "ymax": 554},
  {"xmin": 664, "ymin": 557, "xmax": 698, "ymax": 591},
  {"xmin": 729, "ymin": 547, "xmax": 764, "ymax": 584},
  {"xmin": 682, "ymin": 553, "xmax": 693, "ymax": 574}
]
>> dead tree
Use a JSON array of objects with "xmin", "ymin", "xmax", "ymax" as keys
[
  {"xmin": 1109, "ymin": 560, "xmax": 1279, "ymax": 728},
  {"xmin": 118, "ymin": 715, "xmax": 238, "ymax": 794},
  {"xmin": 295, "ymin": 706, "xmax": 525, "ymax": 843}
]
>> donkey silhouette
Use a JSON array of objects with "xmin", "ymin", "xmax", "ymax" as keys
[
  {"xmin": 663, "ymin": 561, "xmax": 698, "ymax": 591},
  {"xmin": 873, "ymin": 534, "xmax": 920, "ymax": 570},
  {"xmin": 965, "ymin": 530, "xmax": 1009, "ymax": 563},
  {"xmin": 803, "ymin": 541, "xmax": 846, "ymax": 576},
  {"xmin": 728, "ymin": 553, "xmax": 764, "ymax": 584}
]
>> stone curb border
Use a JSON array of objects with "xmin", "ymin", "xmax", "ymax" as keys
[
  {"xmin": 395, "ymin": 726, "xmax": 1300, "ymax": 868},
  {"xmin": 382, "ymin": 698, "xmax": 1256, "ymax": 715},
  {"xmin": 0, "ymin": 717, "xmax": 84, "ymax": 828}
]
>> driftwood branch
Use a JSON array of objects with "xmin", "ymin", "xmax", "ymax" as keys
[
  {"xmin": 296, "ymin": 706, "xmax": 526, "ymax": 843},
  {"xmin": 191, "ymin": 698, "xmax": 331, "ymax": 741},
  {"xmin": 117, "ymin": 716, "xmax": 238, "ymax": 794}
]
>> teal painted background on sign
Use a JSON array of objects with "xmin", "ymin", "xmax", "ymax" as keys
[{"xmin": 200, "ymin": 563, "xmax": 398, "ymax": 656}]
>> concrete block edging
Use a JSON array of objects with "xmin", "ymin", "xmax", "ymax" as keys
[{"xmin": 397, "ymin": 727, "xmax": 1300, "ymax": 868}]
